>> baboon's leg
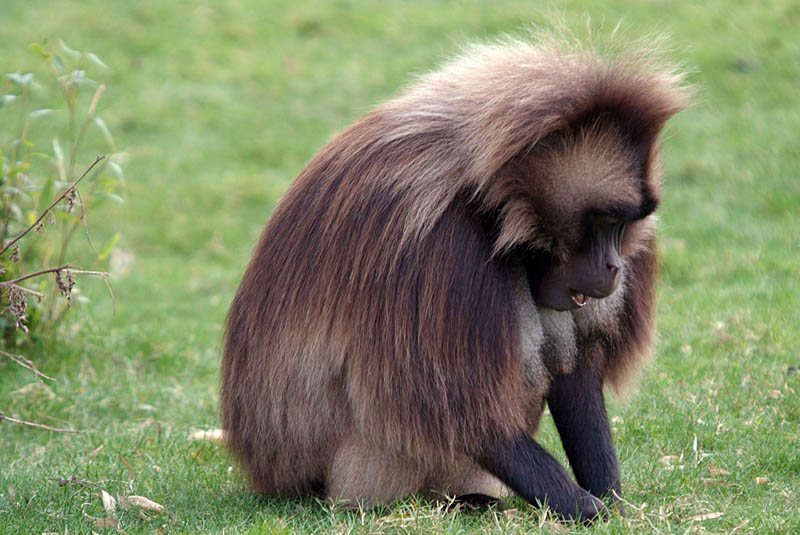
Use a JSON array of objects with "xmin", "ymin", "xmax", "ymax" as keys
[
  {"xmin": 441, "ymin": 459, "xmax": 510, "ymax": 499},
  {"xmin": 327, "ymin": 436, "xmax": 425, "ymax": 508}
]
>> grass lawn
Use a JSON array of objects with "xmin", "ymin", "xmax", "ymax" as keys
[{"xmin": 1, "ymin": 1, "xmax": 798, "ymax": 533}]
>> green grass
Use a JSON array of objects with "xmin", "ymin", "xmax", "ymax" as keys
[{"xmin": 1, "ymin": 1, "xmax": 798, "ymax": 533}]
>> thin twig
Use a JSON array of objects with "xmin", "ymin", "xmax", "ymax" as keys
[
  {"xmin": 57, "ymin": 165, "xmax": 102, "ymax": 266},
  {"xmin": 0, "ymin": 350, "xmax": 55, "ymax": 381},
  {"xmin": 74, "ymin": 184, "xmax": 95, "ymax": 251},
  {"xmin": 66, "ymin": 268, "xmax": 109, "ymax": 278},
  {"xmin": 0, "ymin": 264, "xmax": 72, "ymax": 287},
  {"xmin": 14, "ymin": 285, "xmax": 44, "ymax": 299},
  {"xmin": 0, "ymin": 264, "xmax": 109, "ymax": 288},
  {"xmin": 0, "ymin": 412, "xmax": 83, "ymax": 433},
  {"xmin": 76, "ymin": 270, "xmax": 115, "ymax": 316},
  {"xmin": 0, "ymin": 155, "xmax": 105, "ymax": 258}
]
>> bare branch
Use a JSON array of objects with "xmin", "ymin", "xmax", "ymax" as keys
[
  {"xmin": 69, "ymin": 268, "xmax": 111, "ymax": 278},
  {"xmin": 14, "ymin": 285, "xmax": 45, "ymax": 299},
  {"xmin": 72, "ymin": 269, "xmax": 115, "ymax": 316},
  {"xmin": 0, "ymin": 264, "xmax": 109, "ymax": 288},
  {"xmin": 0, "ymin": 350, "xmax": 55, "ymax": 381},
  {"xmin": 74, "ymin": 184, "xmax": 95, "ymax": 250},
  {"xmin": 101, "ymin": 273, "xmax": 116, "ymax": 317},
  {"xmin": 0, "ymin": 412, "xmax": 83, "ymax": 433},
  {"xmin": 1, "ymin": 265, "xmax": 112, "ymax": 330},
  {"xmin": 0, "ymin": 264, "xmax": 73, "ymax": 287},
  {"xmin": 0, "ymin": 155, "xmax": 105, "ymax": 258}
]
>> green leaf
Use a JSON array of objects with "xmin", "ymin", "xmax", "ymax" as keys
[
  {"xmin": 2, "ymin": 185, "xmax": 28, "ymax": 198},
  {"xmin": 28, "ymin": 42, "xmax": 50, "ymax": 59},
  {"xmin": 96, "ymin": 176, "xmax": 119, "ymax": 188},
  {"xmin": 94, "ymin": 117, "xmax": 114, "ymax": 146},
  {"xmin": 95, "ymin": 192, "xmax": 124, "ymax": 204},
  {"xmin": 51, "ymin": 210, "xmax": 74, "ymax": 220},
  {"xmin": 9, "ymin": 203, "xmax": 23, "ymax": 222},
  {"xmin": 5, "ymin": 162, "xmax": 31, "ymax": 180},
  {"xmin": 108, "ymin": 161, "xmax": 124, "ymax": 182},
  {"xmin": 58, "ymin": 39, "xmax": 80, "ymax": 59},
  {"xmin": 52, "ymin": 138, "xmax": 65, "ymax": 170},
  {"xmin": 28, "ymin": 108, "xmax": 54, "ymax": 119},
  {"xmin": 67, "ymin": 69, "xmax": 97, "ymax": 86},
  {"xmin": 86, "ymin": 52, "xmax": 109, "ymax": 70},
  {"xmin": 8, "ymin": 203, "xmax": 22, "ymax": 224},
  {"xmin": 0, "ymin": 94, "xmax": 18, "ymax": 108},
  {"xmin": 41, "ymin": 169, "xmax": 55, "ymax": 210},
  {"xmin": 6, "ymin": 72, "xmax": 34, "ymax": 87},
  {"xmin": 98, "ymin": 231, "xmax": 122, "ymax": 261},
  {"xmin": 53, "ymin": 137, "xmax": 67, "ymax": 180}
]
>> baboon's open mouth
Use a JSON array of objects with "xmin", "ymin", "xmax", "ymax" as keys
[{"xmin": 569, "ymin": 289, "xmax": 588, "ymax": 308}]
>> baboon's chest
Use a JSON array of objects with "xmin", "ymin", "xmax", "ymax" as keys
[{"xmin": 510, "ymin": 261, "xmax": 628, "ymax": 385}]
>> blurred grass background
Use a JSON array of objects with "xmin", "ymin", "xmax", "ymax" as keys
[{"xmin": 0, "ymin": 1, "xmax": 798, "ymax": 533}]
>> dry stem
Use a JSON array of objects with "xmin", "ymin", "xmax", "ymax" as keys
[
  {"xmin": 0, "ymin": 412, "xmax": 82, "ymax": 433},
  {"xmin": 0, "ymin": 349, "xmax": 55, "ymax": 381},
  {"xmin": 0, "ymin": 155, "xmax": 105, "ymax": 258}
]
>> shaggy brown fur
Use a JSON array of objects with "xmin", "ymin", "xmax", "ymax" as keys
[{"xmin": 221, "ymin": 38, "xmax": 689, "ymax": 508}]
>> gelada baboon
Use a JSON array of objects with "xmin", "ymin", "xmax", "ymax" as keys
[{"xmin": 222, "ymin": 37, "xmax": 689, "ymax": 522}]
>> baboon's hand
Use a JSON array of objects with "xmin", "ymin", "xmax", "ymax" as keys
[{"xmin": 557, "ymin": 492, "xmax": 607, "ymax": 524}]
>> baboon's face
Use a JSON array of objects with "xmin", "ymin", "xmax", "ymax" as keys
[
  {"xmin": 520, "ymin": 125, "xmax": 660, "ymax": 311},
  {"xmin": 526, "ymin": 212, "xmax": 629, "ymax": 310}
]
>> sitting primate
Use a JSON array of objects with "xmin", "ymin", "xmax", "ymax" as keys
[{"xmin": 221, "ymin": 37, "xmax": 689, "ymax": 522}]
